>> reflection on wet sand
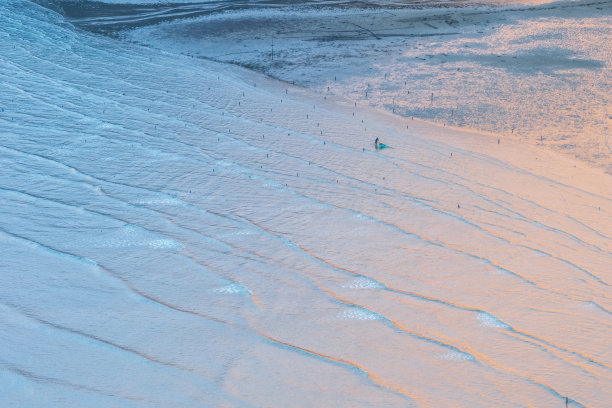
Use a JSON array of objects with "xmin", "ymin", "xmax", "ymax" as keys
[{"xmin": 54, "ymin": 0, "xmax": 611, "ymax": 172}]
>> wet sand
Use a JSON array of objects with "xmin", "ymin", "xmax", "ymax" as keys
[{"xmin": 38, "ymin": 0, "xmax": 612, "ymax": 172}]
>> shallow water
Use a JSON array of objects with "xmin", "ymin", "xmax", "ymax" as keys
[
  {"xmin": 99, "ymin": 0, "xmax": 612, "ymax": 172},
  {"xmin": 2, "ymin": 1, "xmax": 612, "ymax": 407}
]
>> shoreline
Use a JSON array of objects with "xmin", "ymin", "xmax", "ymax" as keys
[{"xmin": 47, "ymin": 0, "xmax": 611, "ymax": 174}]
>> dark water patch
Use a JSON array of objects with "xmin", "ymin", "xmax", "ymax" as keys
[
  {"xmin": 34, "ymin": 0, "xmax": 493, "ymax": 35},
  {"xmin": 439, "ymin": 47, "xmax": 605, "ymax": 74}
]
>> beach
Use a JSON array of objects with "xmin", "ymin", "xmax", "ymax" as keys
[{"xmin": 1, "ymin": 1, "xmax": 611, "ymax": 406}]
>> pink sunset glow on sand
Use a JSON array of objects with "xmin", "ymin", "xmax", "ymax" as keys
[{"xmin": 1, "ymin": 0, "xmax": 610, "ymax": 407}]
